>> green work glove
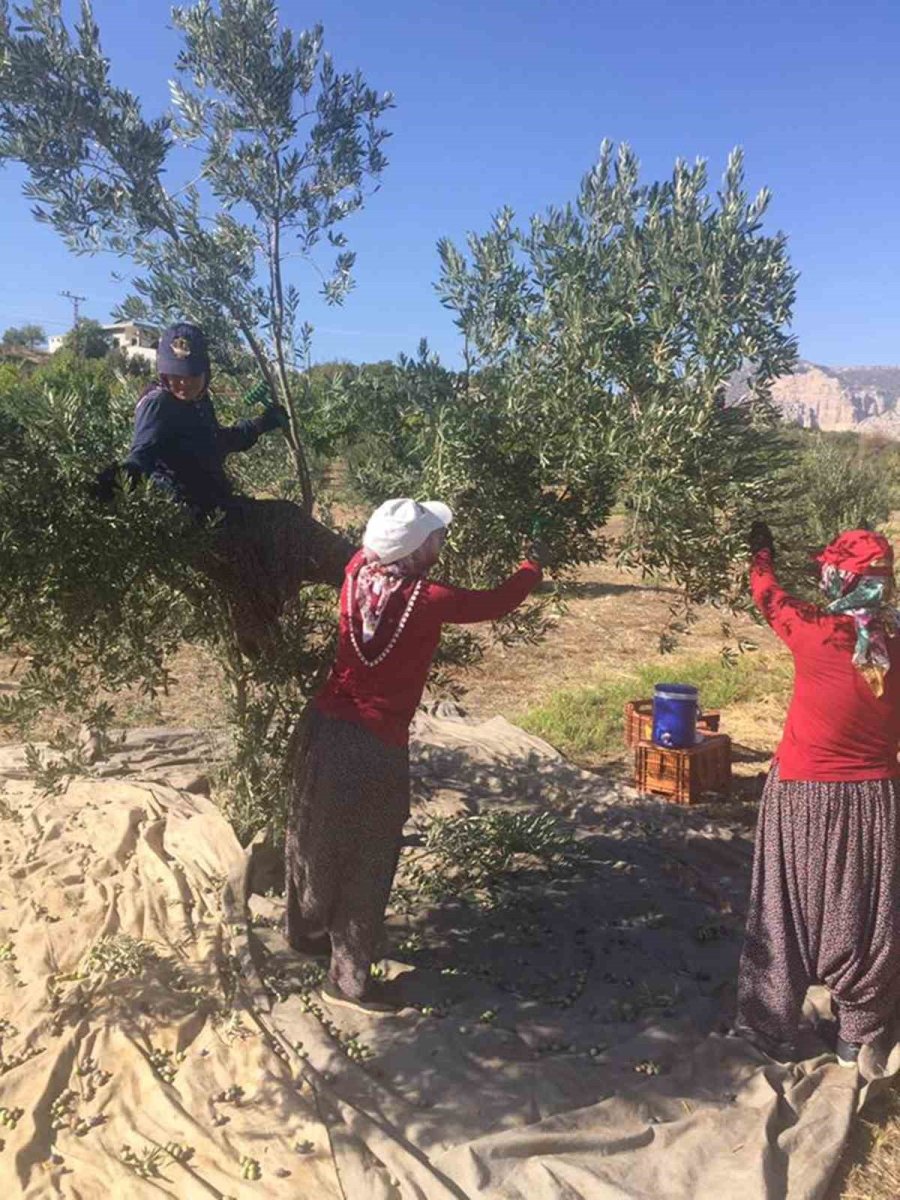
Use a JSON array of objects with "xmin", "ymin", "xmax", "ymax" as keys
[
  {"xmin": 526, "ymin": 512, "xmax": 551, "ymax": 566},
  {"xmin": 243, "ymin": 379, "xmax": 273, "ymax": 409}
]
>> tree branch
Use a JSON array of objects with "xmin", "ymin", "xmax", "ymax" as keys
[{"xmin": 264, "ymin": 136, "xmax": 314, "ymax": 513}]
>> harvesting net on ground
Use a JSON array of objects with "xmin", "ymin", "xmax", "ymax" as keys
[{"xmin": 0, "ymin": 706, "xmax": 893, "ymax": 1198}]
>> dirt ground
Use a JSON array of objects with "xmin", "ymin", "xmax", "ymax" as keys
[
  {"xmin": 464, "ymin": 561, "xmax": 784, "ymax": 751},
  {"xmin": 0, "ymin": 554, "xmax": 784, "ymax": 755},
  {"xmin": 0, "ymin": 554, "xmax": 780, "ymax": 721}
]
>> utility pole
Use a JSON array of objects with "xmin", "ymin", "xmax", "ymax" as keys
[
  {"xmin": 60, "ymin": 290, "xmax": 86, "ymax": 355},
  {"xmin": 60, "ymin": 290, "xmax": 86, "ymax": 327}
]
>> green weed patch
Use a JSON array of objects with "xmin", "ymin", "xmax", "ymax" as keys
[{"xmin": 519, "ymin": 653, "xmax": 793, "ymax": 761}]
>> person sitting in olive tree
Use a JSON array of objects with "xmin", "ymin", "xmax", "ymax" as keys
[
  {"xmin": 114, "ymin": 321, "xmax": 353, "ymax": 654},
  {"xmin": 126, "ymin": 322, "xmax": 288, "ymax": 514}
]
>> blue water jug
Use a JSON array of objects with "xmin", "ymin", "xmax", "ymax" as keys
[{"xmin": 652, "ymin": 683, "xmax": 699, "ymax": 749}]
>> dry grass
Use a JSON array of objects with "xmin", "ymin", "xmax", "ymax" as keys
[
  {"xmin": 462, "ymin": 558, "xmax": 780, "ymax": 731},
  {"xmin": 0, "ymin": 640, "xmax": 228, "ymax": 745},
  {"xmin": 828, "ymin": 1083, "xmax": 900, "ymax": 1199},
  {"xmin": 146, "ymin": 641, "xmax": 228, "ymax": 729}
]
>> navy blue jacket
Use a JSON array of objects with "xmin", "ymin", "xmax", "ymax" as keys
[{"xmin": 125, "ymin": 386, "xmax": 263, "ymax": 514}]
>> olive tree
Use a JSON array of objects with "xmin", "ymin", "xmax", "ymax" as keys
[
  {"xmin": 0, "ymin": 0, "xmax": 392, "ymax": 512},
  {"xmin": 0, "ymin": 0, "xmax": 392, "ymax": 836},
  {"xmin": 0, "ymin": 7, "xmax": 804, "ymax": 836},
  {"xmin": 60, "ymin": 317, "xmax": 112, "ymax": 359},
  {"xmin": 0, "ymin": 364, "xmax": 200, "ymax": 733},
  {"xmin": 436, "ymin": 143, "xmax": 799, "ymax": 604},
  {"xmin": 0, "ymin": 356, "xmax": 342, "ymax": 839},
  {"xmin": 2, "ymin": 323, "xmax": 44, "ymax": 349}
]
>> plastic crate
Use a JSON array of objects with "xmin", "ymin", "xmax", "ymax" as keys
[
  {"xmin": 623, "ymin": 700, "xmax": 721, "ymax": 748},
  {"xmin": 634, "ymin": 733, "xmax": 732, "ymax": 804}
]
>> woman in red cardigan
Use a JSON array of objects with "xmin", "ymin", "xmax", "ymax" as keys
[
  {"xmin": 284, "ymin": 498, "xmax": 543, "ymax": 1016},
  {"xmin": 736, "ymin": 521, "xmax": 900, "ymax": 1067}
]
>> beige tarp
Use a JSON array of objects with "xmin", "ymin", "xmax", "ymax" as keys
[{"xmin": 0, "ymin": 710, "xmax": 897, "ymax": 1198}]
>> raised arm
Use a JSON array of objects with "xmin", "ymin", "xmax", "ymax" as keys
[
  {"xmin": 749, "ymin": 522, "xmax": 819, "ymax": 647},
  {"xmin": 426, "ymin": 561, "xmax": 543, "ymax": 625},
  {"xmin": 216, "ymin": 400, "xmax": 288, "ymax": 456},
  {"xmin": 215, "ymin": 415, "xmax": 263, "ymax": 455}
]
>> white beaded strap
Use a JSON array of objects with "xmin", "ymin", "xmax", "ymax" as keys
[{"xmin": 347, "ymin": 576, "xmax": 424, "ymax": 668}]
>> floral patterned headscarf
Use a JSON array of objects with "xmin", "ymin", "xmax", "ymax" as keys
[
  {"xmin": 353, "ymin": 541, "xmax": 437, "ymax": 643},
  {"xmin": 817, "ymin": 530, "xmax": 900, "ymax": 697}
]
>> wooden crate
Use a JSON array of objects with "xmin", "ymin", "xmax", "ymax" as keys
[
  {"xmin": 623, "ymin": 700, "xmax": 721, "ymax": 748},
  {"xmin": 634, "ymin": 733, "xmax": 732, "ymax": 804}
]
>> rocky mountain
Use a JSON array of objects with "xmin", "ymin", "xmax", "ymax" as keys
[{"xmin": 731, "ymin": 362, "xmax": 900, "ymax": 438}]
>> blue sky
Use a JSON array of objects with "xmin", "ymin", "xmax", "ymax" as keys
[{"xmin": 1, "ymin": 0, "xmax": 898, "ymax": 366}]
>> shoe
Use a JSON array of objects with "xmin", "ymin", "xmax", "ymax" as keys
[
  {"xmin": 835, "ymin": 1036, "xmax": 861, "ymax": 1068},
  {"xmin": 813, "ymin": 1017, "xmax": 838, "ymax": 1053},
  {"xmin": 289, "ymin": 932, "xmax": 331, "ymax": 959},
  {"xmin": 320, "ymin": 978, "xmax": 400, "ymax": 1017}
]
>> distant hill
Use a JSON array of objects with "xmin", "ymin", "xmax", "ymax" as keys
[{"xmin": 728, "ymin": 361, "xmax": 900, "ymax": 438}]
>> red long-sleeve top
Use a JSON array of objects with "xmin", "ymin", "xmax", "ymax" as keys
[
  {"xmin": 751, "ymin": 549, "xmax": 900, "ymax": 781},
  {"xmin": 315, "ymin": 551, "xmax": 543, "ymax": 746}
]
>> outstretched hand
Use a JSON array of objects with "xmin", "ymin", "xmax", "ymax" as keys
[
  {"xmin": 749, "ymin": 520, "xmax": 775, "ymax": 559},
  {"xmin": 525, "ymin": 537, "xmax": 550, "ymax": 567},
  {"xmin": 91, "ymin": 462, "xmax": 142, "ymax": 503},
  {"xmin": 524, "ymin": 516, "xmax": 554, "ymax": 566},
  {"xmin": 254, "ymin": 404, "xmax": 291, "ymax": 434}
]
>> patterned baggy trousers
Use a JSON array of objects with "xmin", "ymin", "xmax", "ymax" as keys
[
  {"xmin": 284, "ymin": 709, "xmax": 410, "ymax": 998},
  {"xmin": 737, "ymin": 763, "xmax": 900, "ymax": 1045}
]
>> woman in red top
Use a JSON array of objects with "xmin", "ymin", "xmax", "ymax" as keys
[
  {"xmin": 284, "ymin": 498, "xmax": 543, "ymax": 1015},
  {"xmin": 736, "ymin": 521, "xmax": 900, "ymax": 1067}
]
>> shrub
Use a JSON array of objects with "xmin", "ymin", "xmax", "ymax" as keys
[
  {"xmin": 393, "ymin": 810, "xmax": 585, "ymax": 914},
  {"xmin": 796, "ymin": 433, "xmax": 893, "ymax": 547}
]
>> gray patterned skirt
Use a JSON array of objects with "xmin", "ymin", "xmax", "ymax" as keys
[
  {"xmin": 199, "ymin": 497, "xmax": 354, "ymax": 656},
  {"xmin": 737, "ymin": 762, "xmax": 900, "ymax": 1045},
  {"xmin": 284, "ymin": 708, "xmax": 410, "ymax": 998}
]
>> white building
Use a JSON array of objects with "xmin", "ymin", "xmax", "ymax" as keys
[
  {"xmin": 105, "ymin": 320, "xmax": 158, "ymax": 363},
  {"xmin": 48, "ymin": 320, "xmax": 158, "ymax": 363}
]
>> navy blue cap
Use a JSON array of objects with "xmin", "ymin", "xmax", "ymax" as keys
[{"xmin": 157, "ymin": 322, "xmax": 211, "ymax": 378}]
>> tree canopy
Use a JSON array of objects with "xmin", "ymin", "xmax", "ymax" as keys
[
  {"xmin": 0, "ymin": 0, "xmax": 393, "ymax": 511},
  {"xmin": 59, "ymin": 318, "xmax": 112, "ymax": 359},
  {"xmin": 1, "ymin": 322, "xmax": 44, "ymax": 349},
  {"xmin": 434, "ymin": 143, "xmax": 798, "ymax": 602},
  {"xmin": 0, "ymin": 0, "xmax": 820, "ymax": 838}
]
